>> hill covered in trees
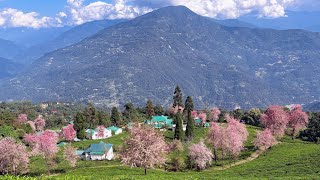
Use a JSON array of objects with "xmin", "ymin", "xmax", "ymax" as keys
[{"xmin": 2, "ymin": 6, "xmax": 320, "ymax": 109}]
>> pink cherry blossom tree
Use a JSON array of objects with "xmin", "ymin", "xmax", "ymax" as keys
[
  {"xmin": 96, "ymin": 125, "xmax": 105, "ymax": 139},
  {"xmin": 26, "ymin": 121, "xmax": 36, "ymax": 132},
  {"xmin": 0, "ymin": 137, "xmax": 29, "ymax": 175},
  {"xmin": 198, "ymin": 113, "xmax": 207, "ymax": 126},
  {"xmin": 63, "ymin": 145, "xmax": 78, "ymax": 168},
  {"xmin": 169, "ymin": 105, "xmax": 184, "ymax": 115},
  {"xmin": 61, "ymin": 124, "xmax": 77, "ymax": 143},
  {"xmin": 288, "ymin": 105, "xmax": 309, "ymax": 139},
  {"xmin": 207, "ymin": 122, "xmax": 223, "ymax": 162},
  {"xmin": 224, "ymin": 117, "xmax": 249, "ymax": 160},
  {"xmin": 188, "ymin": 141, "xmax": 213, "ymax": 170},
  {"xmin": 23, "ymin": 130, "xmax": 59, "ymax": 175},
  {"xmin": 191, "ymin": 110, "xmax": 198, "ymax": 118},
  {"xmin": 34, "ymin": 116, "xmax": 46, "ymax": 132},
  {"xmin": 120, "ymin": 125, "xmax": 167, "ymax": 175},
  {"xmin": 260, "ymin": 106, "xmax": 289, "ymax": 138},
  {"xmin": 254, "ymin": 129, "xmax": 277, "ymax": 150},
  {"xmin": 211, "ymin": 108, "xmax": 221, "ymax": 122},
  {"xmin": 17, "ymin": 114, "xmax": 28, "ymax": 124}
]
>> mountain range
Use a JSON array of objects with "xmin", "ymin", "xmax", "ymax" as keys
[
  {"xmin": 0, "ymin": 57, "xmax": 22, "ymax": 80},
  {"xmin": 1, "ymin": 6, "xmax": 320, "ymax": 109},
  {"xmin": 14, "ymin": 19, "xmax": 125, "ymax": 65}
]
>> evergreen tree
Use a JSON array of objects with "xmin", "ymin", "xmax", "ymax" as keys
[
  {"xmin": 111, "ymin": 107, "xmax": 121, "ymax": 126},
  {"xmin": 83, "ymin": 103, "xmax": 97, "ymax": 128},
  {"xmin": 174, "ymin": 112, "xmax": 184, "ymax": 141},
  {"xmin": 146, "ymin": 100, "xmax": 155, "ymax": 119},
  {"xmin": 154, "ymin": 105, "xmax": 165, "ymax": 116},
  {"xmin": 185, "ymin": 96, "xmax": 194, "ymax": 140},
  {"xmin": 97, "ymin": 111, "xmax": 110, "ymax": 127},
  {"xmin": 74, "ymin": 112, "xmax": 87, "ymax": 139},
  {"xmin": 173, "ymin": 86, "xmax": 183, "ymax": 108}
]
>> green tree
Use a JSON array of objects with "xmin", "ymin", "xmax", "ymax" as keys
[
  {"xmin": 0, "ymin": 125, "xmax": 18, "ymax": 139},
  {"xmin": 154, "ymin": 105, "xmax": 165, "ymax": 116},
  {"xmin": 111, "ymin": 107, "xmax": 121, "ymax": 126},
  {"xmin": 74, "ymin": 112, "xmax": 87, "ymax": 139},
  {"xmin": 173, "ymin": 86, "xmax": 183, "ymax": 108},
  {"xmin": 146, "ymin": 100, "xmax": 155, "ymax": 119},
  {"xmin": 185, "ymin": 96, "xmax": 194, "ymax": 140},
  {"xmin": 83, "ymin": 103, "xmax": 98, "ymax": 128},
  {"xmin": 174, "ymin": 113, "xmax": 184, "ymax": 141},
  {"xmin": 97, "ymin": 111, "xmax": 110, "ymax": 127}
]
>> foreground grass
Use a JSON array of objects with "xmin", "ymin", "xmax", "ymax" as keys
[
  {"xmin": 52, "ymin": 139, "xmax": 320, "ymax": 179},
  {"xmin": 3, "ymin": 126, "xmax": 320, "ymax": 179}
]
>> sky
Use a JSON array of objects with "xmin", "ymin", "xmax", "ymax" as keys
[{"xmin": 0, "ymin": 0, "xmax": 319, "ymax": 29}]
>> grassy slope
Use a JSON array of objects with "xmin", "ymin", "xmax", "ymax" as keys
[{"xmin": 11, "ymin": 126, "xmax": 320, "ymax": 179}]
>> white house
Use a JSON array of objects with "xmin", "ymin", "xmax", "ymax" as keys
[
  {"xmin": 85, "ymin": 128, "xmax": 112, "ymax": 140},
  {"xmin": 106, "ymin": 126, "xmax": 122, "ymax": 135},
  {"xmin": 79, "ymin": 142, "xmax": 114, "ymax": 160}
]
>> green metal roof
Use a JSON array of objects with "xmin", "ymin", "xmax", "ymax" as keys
[
  {"xmin": 195, "ymin": 119, "xmax": 201, "ymax": 123},
  {"xmin": 58, "ymin": 142, "xmax": 68, "ymax": 147},
  {"xmin": 85, "ymin": 129, "xmax": 96, "ymax": 134},
  {"xmin": 152, "ymin": 116, "xmax": 168, "ymax": 122},
  {"xmin": 106, "ymin": 126, "xmax": 121, "ymax": 132},
  {"xmin": 84, "ymin": 141, "xmax": 113, "ymax": 155},
  {"xmin": 204, "ymin": 123, "xmax": 210, "ymax": 127}
]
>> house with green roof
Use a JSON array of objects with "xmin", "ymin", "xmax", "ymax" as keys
[
  {"xmin": 145, "ymin": 115, "xmax": 173, "ymax": 129},
  {"xmin": 106, "ymin": 126, "xmax": 123, "ymax": 135},
  {"xmin": 81, "ymin": 141, "xmax": 114, "ymax": 160}
]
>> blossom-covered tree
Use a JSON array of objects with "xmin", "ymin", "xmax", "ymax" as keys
[
  {"xmin": 17, "ymin": 114, "xmax": 28, "ymax": 124},
  {"xmin": 61, "ymin": 124, "xmax": 77, "ymax": 143},
  {"xmin": 260, "ymin": 106, "xmax": 289, "ymax": 137},
  {"xmin": 26, "ymin": 121, "xmax": 36, "ymax": 132},
  {"xmin": 34, "ymin": 116, "xmax": 46, "ymax": 132},
  {"xmin": 191, "ymin": 110, "xmax": 198, "ymax": 118},
  {"xmin": 0, "ymin": 137, "xmax": 29, "ymax": 175},
  {"xmin": 223, "ymin": 115, "xmax": 248, "ymax": 160},
  {"xmin": 120, "ymin": 125, "xmax": 167, "ymax": 175},
  {"xmin": 23, "ymin": 130, "xmax": 59, "ymax": 175},
  {"xmin": 211, "ymin": 108, "xmax": 221, "ymax": 122},
  {"xmin": 254, "ymin": 129, "xmax": 277, "ymax": 150},
  {"xmin": 207, "ymin": 122, "xmax": 222, "ymax": 162},
  {"xmin": 288, "ymin": 105, "xmax": 309, "ymax": 139},
  {"xmin": 168, "ymin": 139, "xmax": 184, "ymax": 152},
  {"xmin": 170, "ymin": 105, "xmax": 184, "ymax": 115},
  {"xmin": 188, "ymin": 141, "xmax": 213, "ymax": 170},
  {"xmin": 64, "ymin": 145, "xmax": 78, "ymax": 167},
  {"xmin": 96, "ymin": 125, "xmax": 105, "ymax": 139},
  {"xmin": 198, "ymin": 113, "xmax": 207, "ymax": 126}
]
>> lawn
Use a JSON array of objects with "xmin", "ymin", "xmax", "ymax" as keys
[{"xmin": 3, "ymin": 126, "xmax": 320, "ymax": 179}]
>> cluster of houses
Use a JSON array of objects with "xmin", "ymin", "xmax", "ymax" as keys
[
  {"xmin": 84, "ymin": 126, "xmax": 122, "ymax": 140},
  {"xmin": 145, "ymin": 115, "xmax": 210, "ymax": 131}
]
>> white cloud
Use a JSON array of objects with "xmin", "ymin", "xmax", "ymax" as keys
[
  {"xmin": 65, "ymin": 0, "xmax": 151, "ymax": 25},
  {"xmin": 0, "ymin": 0, "xmax": 298, "ymax": 28},
  {"xmin": 0, "ymin": 0, "xmax": 151, "ymax": 28},
  {"xmin": 163, "ymin": 0, "xmax": 295, "ymax": 19},
  {"xmin": 0, "ymin": 8, "xmax": 64, "ymax": 28}
]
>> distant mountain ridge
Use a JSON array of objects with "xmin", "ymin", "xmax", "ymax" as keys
[
  {"xmin": 0, "ymin": 38, "xmax": 24, "ymax": 59},
  {"xmin": 0, "ymin": 57, "xmax": 22, "ymax": 79},
  {"xmin": 15, "ymin": 19, "xmax": 126, "ymax": 64},
  {"xmin": 1, "ymin": 6, "xmax": 320, "ymax": 109}
]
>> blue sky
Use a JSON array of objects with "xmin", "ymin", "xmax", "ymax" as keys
[{"xmin": 0, "ymin": 0, "xmax": 319, "ymax": 28}]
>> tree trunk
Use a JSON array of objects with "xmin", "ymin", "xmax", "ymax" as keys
[
  {"xmin": 291, "ymin": 128, "xmax": 295, "ymax": 140},
  {"xmin": 144, "ymin": 168, "xmax": 147, "ymax": 175},
  {"xmin": 214, "ymin": 148, "xmax": 217, "ymax": 163}
]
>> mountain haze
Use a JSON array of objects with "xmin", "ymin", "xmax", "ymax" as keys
[
  {"xmin": 1, "ymin": 6, "xmax": 320, "ymax": 109},
  {"xmin": 15, "ymin": 19, "xmax": 125, "ymax": 64}
]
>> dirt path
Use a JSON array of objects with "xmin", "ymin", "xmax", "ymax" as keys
[{"xmin": 213, "ymin": 141, "xmax": 281, "ymax": 171}]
